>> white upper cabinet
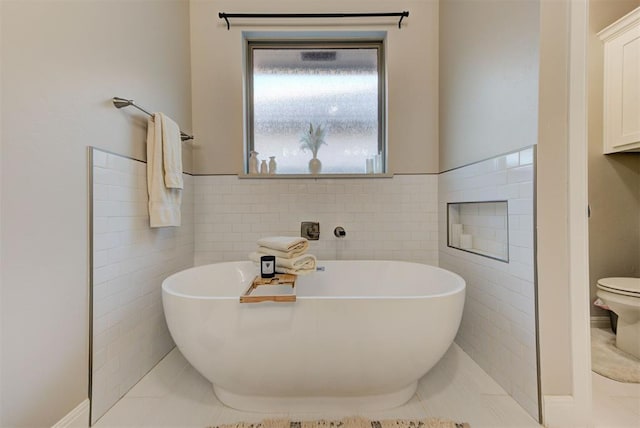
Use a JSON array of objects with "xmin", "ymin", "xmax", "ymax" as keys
[{"xmin": 599, "ymin": 7, "xmax": 640, "ymax": 153}]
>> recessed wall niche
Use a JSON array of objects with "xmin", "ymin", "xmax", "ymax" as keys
[{"xmin": 447, "ymin": 201, "xmax": 509, "ymax": 262}]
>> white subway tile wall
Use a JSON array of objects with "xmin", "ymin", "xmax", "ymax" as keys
[
  {"xmin": 91, "ymin": 148, "xmax": 194, "ymax": 423},
  {"xmin": 438, "ymin": 147, "xmax": 538, "ymax": 419},
  {"xmin": 193, "ymin": 175, "xmax": 439, "ymax": 266},
  {"xmin": 90, "ymin": 150, "xmax": 540, "ymax": 421}
]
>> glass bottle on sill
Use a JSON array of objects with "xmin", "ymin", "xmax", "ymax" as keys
[
  {"xmin": 249, "ymin": 151, "xmax": 259, "ymax": 174},
  {"xmin": 268, "ymin": 156, "xmax": 277, "ymax": 175}
]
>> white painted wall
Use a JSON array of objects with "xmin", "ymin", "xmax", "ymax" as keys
[
  {"xmin": 0, "ymin": 1, "xmax": 192, "ymax": 426},
  {"xmin": 439, "ymin": 0, "xmax": 540, "ymax": 172},
  {"xmin": 190, "ymin": 0, "xmax": 439, "ymax": 175},
  {"xmin": 587, "ymin": 0, "xmax": 640, "ymax": 318},
  {"xmin": 0, "ymin": 2, "xmax": 3, "ymax": 423},
  {"xmin": 536, "ymin": 0, "xmax": 573, "ymax": 399}
]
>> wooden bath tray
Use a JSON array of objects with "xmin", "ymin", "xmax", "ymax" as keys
[{"xmin": 239, "ymin": 274, "xmax": 297, "ymax": 303}]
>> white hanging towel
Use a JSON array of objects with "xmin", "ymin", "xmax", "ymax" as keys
[
  {"xmin": 147, "ymin": 114, "xmax": 182, "ymax": 227},
  {"xmin": 159, "ymin": 112, "xmax": 184, "ymax": 189}
]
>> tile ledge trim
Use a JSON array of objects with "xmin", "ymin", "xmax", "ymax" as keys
[
  {"xmin": 439, "ymin": 145, "xmax": 536, "ymax": 175},
  {"xmin": 89, "ymin": 146, "xmax": 195, "ymax": 176}
]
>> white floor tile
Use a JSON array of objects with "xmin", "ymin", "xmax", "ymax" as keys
[
  {"xmin": 593, "ymin": 371, "xmax": 640, "ymax": 398},
  {"xmin": 593, "ymin": 372, "xmax": 640, "ymax": 428},
  {"xmin": 94, "ymin": 344, "xmax": 542, "ymax": 428},
  {"xmin": 417, "ymin": 344, "xmax": 507, "ymax": 397},
  {"xmin": 127, "ymin": 349, "xmax": 190, "ymax": 398},
  {"xmin": 615, "ymin": 397, "xmax": 640, "ymax": 417}
]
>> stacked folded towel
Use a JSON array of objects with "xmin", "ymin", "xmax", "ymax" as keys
[{"xmin": 249, "ymin": 236, "xmax": 316, "ymax": 275}]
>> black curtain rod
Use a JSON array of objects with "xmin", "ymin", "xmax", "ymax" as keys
[{"xmin": 218, "ymin": 11, "xmax": 410, "ymax": 30}]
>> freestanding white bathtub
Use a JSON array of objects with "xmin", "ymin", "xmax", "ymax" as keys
[{"xmin": 162, "ymin": 260, "xmax": 465, "ymax": 412}]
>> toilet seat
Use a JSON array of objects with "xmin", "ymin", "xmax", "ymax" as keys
[{"xmin": 597, "ymin": 277, "xmax": 640, "ymax": 298}]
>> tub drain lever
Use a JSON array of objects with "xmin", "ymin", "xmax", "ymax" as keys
[{"xmin": 334, "ymin": 226, "xmax": 346, "ymax": 238}]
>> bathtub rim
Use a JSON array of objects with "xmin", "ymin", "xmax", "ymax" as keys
[{"xmin": 162, "ymin": 260, "xmax": 466, "ymax": 301}]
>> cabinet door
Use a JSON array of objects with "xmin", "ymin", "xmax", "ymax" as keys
[{"xmin": 604, "ymin": 24, "xmax": 640, "ymax": 153}]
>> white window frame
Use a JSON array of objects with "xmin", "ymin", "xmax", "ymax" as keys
[{"xmin": 243, "ymin": 34, "xmax": 387, "ymax": 176}]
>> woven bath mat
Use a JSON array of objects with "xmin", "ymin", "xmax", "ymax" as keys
[
  {"xmin": 591, "ymin": 327, "xmax": 640, "ymax": 383},
  {"xmin": 209, "ymin": 417, "xmax": 470, "ymax": 428}
]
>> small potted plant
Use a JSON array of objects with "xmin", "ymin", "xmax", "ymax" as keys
[{"xmin": 299, "ymin": 123, "xmax": 327, "ymax": 174}]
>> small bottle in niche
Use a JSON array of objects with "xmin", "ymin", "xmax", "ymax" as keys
[
  {"xmin": 249, "ymin": 151, "xmax": 259, "ymax": 174},
  {"xmin": 260, "ymin": 159, "xmax": 268, "ymax": 174},
  {"xmin": 260, "ymin": 255, "xmax": 276, "ymax": 278},
  {"xmin": 268, "ymin": 156, "xmax": 277, "ymax": 175}
]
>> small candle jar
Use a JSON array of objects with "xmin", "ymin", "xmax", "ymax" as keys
[{"xmin": 260, "ymin": 255, "xmax": 276, "ymax": 278}]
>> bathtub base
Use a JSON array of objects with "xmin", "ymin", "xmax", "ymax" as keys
[{"xmin": 213, "ymin": 382, "xmax": 418, "ymax": 413}]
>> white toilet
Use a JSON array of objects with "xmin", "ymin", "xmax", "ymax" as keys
[{"xmin": 596, "ymin": 277, "xmax": 640, "ymax": 359}]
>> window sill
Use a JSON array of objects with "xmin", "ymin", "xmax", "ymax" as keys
[{"xmin": 238, "ymin": 173, "xmax": 394, "ymax": 179}]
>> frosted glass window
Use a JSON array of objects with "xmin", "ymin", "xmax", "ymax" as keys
[{"xmin": 246, "ymin": 41, "xmax": 385, "ymax": 175}]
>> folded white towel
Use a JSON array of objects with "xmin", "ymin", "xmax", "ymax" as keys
[
  {"xmin": 158, "ymin": 113, "xmax": 184, "ymax": 189},
  {"xmin": 256, "ymin": 246, "xmax": 309, "ymax": 259},
  {"xmin": 249, "ymin": 252, "xmax": 317, "ymax": 275},
  {"xmin": 256, "ymin": 236, "xmax": 309, "ymax": 257},
  {"xmin": 147, "ymin": 115, "xmax": 181, "ymax": 227}
]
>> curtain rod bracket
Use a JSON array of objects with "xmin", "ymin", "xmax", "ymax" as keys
[
  {"xmin": 398, "ymin": 13, "xmax": 406, "ymax": 29},
  {"xmin": 219, "ymin": 13, "xmax": 230, "ymax": 30}
]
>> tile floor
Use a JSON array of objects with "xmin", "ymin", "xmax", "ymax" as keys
[
  {"xmin": 591, "ymin": 326, "xmax": 640, "ymax": 428},
  {"xmin": 94, "ymin": 343, "xmax": 541, "ymax": 428},
  {"xmin": 592, "ymin": 370, "xmax": 640, "ymax": 427}
]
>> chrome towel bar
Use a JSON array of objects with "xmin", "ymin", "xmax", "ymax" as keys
[{"xmin": 112, "ymin": 97, "xmax": 194, "ymax": 142}]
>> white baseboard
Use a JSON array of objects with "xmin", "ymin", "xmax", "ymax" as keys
[
  {"xmin": 52, "ymin": 399, "xmax": 89, "ymax": 428},
  {"xmin": 543, "ymin": 395, "xmax": 591, "ymax": 428},
  {"xmin": 590, "ymin": 316, "xmax": 610, "ymax": 329}
]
